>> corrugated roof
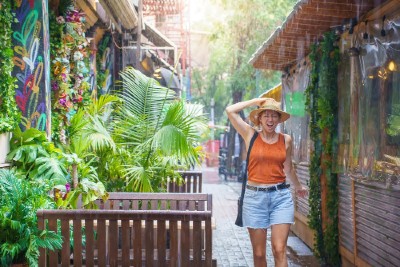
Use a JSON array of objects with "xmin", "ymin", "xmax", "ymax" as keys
[{"xmin": 249, "ymin": 0, "xmax": 386, "ymax": 70}]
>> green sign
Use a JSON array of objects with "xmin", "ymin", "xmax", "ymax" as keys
[{"xmin": 285, "ymin": 92, "xmax": 306, "ymax": 117}]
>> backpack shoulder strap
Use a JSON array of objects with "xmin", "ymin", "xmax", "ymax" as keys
[
  {"xmin": 247, "ymin": 132, "xmax": 258, "ymax": 162},
  {"xmin": 239, "ymin": 131, "xmax": 258, "ymax": 200}
]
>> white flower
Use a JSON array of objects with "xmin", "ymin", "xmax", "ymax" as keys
[
  {"xmin": 56, "ymin": 16, "xmax": 65, "ymax": 24},
  {"xmin": 73, "ymin": 51, "xmax": 83, "ymax": 61}
]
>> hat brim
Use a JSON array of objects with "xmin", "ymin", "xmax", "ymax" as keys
[{"xmin": 249, "ymin": 107, "xmax": 290, "ymax": 125}]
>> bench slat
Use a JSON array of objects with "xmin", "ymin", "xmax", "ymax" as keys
[
  {"xmin": 206, "ymin": 219, "xmax": 213, "ymax": 267},
  {"xmin": 61, "ymin": 219, "xmax": 70, "ymax": 267},
  {"xmin": 49, "ymin": 218, "xmax": 58, "ymax": 267},
  {"xmin": 109, "ymin": 220, "xmax": 118, "ymax": 266},
  {"xmin": 97, "ymin": 220, "xmax": 106, "ymax": 266},
  {"xmin": 85, "ymin": 220, "xmax": 94, "ymax": 266},
  {"xmin": 157, "ymin": 220, "xmax": 166, "ymax": 266},
  {"xmin": 181, "ymin": 220, "xmax": 190, "ymax": 265},
  {"xmin": 193, "ymin": 220, "xmax": 202, "ymax": 265},
  {"xmin": 145, "ymin": 220, "xmax": 154, "ymax": 264},
  {"xmin": 170, "ymin": 219, "xmax": 178, "ymax": 266},
  {"xmin": 121, "ymin": 220, "xmax": 130, "ymax": 266},
  {"xmin": 133, "ymin": 220, "xmax": 142, "ymax": 267}
]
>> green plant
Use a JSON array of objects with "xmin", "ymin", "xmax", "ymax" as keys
[
  {"xmin": 62, "ymin": 94, "xmax": 121, "ymax": 194},
  {"xmin": 114, "ymin": 68, "xmax": 207, "ymax": 192},
  {"xmin": 7, "ymin": 127, "xmax": 68, "ymax": 187},
  {"xmin": 8, "ymin": 126, "xmax": 109, "ymax": 209},
  {"xmin": 0, "ymin": 169, "xmax": 63, "ymax": 266},
  {"xmin": 305, "ymin": 31, "xmax": 340, "ymax": 266},
  {"xmin": 0, "ymin": 0, "xmax": 21, "ymax": 133}
]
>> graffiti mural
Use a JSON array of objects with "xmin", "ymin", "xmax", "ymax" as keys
[
  {"xmin": 96, "ymin": 34, "xmax": 114, "ymax": 95},
  {"xmin": 11, "ymin": 0, "xmax": 50, "ymax": 132}
]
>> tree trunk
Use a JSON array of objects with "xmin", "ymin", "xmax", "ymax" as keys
[{"xmin": 72, "ymin": 164, "xmax": 78, "ymax": 188}]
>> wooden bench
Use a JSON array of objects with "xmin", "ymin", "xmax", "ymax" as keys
[
  {"xmin": 98, "ymin": 192, "xmax": 210, "ymax": 211},
  {"xmin": 167, "ymin": 171, "xmax": 203, "ymax": 193},
  {"xmin": 37, "ymin": 193, "xmax": 216, "ymax": 267}
]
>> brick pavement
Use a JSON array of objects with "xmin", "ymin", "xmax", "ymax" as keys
[{"xmin": 199, "ymin": 164, "xmax": 320, "ymax": 267}]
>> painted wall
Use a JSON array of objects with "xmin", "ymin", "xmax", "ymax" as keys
[{"xmin": 11, "ymin": 0, "xmax": 50, "ymax": 133}]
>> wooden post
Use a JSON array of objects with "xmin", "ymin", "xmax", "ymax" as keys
[
  {"xmin": 348, "ymin": 47, "xmax": 360, "ymax": 167},
  {"xmin": 135, "ymin": 0, "xmax": 143, "ymax": 68}
]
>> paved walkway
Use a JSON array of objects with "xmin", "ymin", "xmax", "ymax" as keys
[{"xmin": 198, "ymin": 164, "xmax": 320, "ymax": 267}]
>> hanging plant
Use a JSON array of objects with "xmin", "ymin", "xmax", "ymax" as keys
[
  {"xmin": 305, "ymin": 31, "xmax": 340, "ymax": 266},
  {"xmin": 305, "ymin": 42, "xmax": 324, "ymax": 260},
  {"xmin": 0, "ymin": 1, "xmax": 21, "ymax": 133}
]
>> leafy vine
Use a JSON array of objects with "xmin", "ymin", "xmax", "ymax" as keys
[
  {"xmin": 0, "ymin": 0, "xmax": 21, "ymax": 133},
  {"xmin": 305, "ymin": 31, "xmax": 340, "ymax": 266}
]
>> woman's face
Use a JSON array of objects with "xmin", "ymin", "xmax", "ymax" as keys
[{"xmin": 258, "ymin": 110, "xmax": 280, "ymax": 132}]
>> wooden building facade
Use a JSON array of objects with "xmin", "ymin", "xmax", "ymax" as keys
[{"xmin": 250, "ymin": 0, "xmax": 400, "ymax": 266}]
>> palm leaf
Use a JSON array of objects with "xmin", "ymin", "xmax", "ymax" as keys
[
  {"xmin": 87, "ymin": 94, "xmax": 120, "ymax": 116},
  {"xmin": 114, "ymin": 68, "xmax": 206, "ymax": 191},
  {"xmin": 119, "ymin": 67, "xmax": 175, "ymax": 132},
  {"xmin": 86, "ymin": 115, "xmax": 116, "ymax": 152}
]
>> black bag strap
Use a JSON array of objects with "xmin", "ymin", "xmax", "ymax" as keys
[{"xmin": 239, "ymin": 131, "xmax": 258, "ymax": 203}]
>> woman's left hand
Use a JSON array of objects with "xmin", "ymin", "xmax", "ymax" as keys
[{"xmin": 295, "ymin": 185, "xmax": 308, "ymax": 198}]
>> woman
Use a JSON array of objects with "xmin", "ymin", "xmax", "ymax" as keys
[{"xmin": 226, "ymin": 97, "xmax": 307, "ymax": 267}]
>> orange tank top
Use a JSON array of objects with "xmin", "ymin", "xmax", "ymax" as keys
[{"xmin": 247, "ymin": 133, "xmax": 286, "ymax": 184}]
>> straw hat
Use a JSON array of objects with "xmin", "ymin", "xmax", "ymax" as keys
[{"xmin": 249, "ymin": 98, "xmax": 290, "ymax": 125}]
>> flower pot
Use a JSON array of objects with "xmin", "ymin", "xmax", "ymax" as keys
[{"xmin": 0, "ymin": 132, "xmax": 11, "ymax": 164}]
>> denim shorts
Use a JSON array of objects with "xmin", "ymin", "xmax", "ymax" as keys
[{"xmin": 242, "ymin": 184, "xmax": 294, "ymax": 229}]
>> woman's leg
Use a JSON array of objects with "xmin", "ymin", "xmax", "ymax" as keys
[
  {"xmin": 270, "ymin": 223, "xmax": 291, "ymax": 267},
  {"xmin": 248, "ymin": 228, "xmax": 267, "ymax": 267}
]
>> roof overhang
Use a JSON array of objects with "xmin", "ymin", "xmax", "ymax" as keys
[
  {"xmin": 249, "ymin": 0, "xmax": 388, "ymax": 71},
  {"xmin": 76, "ymin": 0, "xmax": 138, "ymax": 33},
  {"xmin": 143, "ymin": 22, "xmax": 176, "ymax": 49},
  {"xmin": 139, "ymin": 22, "xmax": 177, "ymax": 66},
  {"xmin": 99, "ymin": 0, "xmax": 138, "ymax": 30}
]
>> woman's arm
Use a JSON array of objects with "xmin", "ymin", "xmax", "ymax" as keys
[
  {"xmin": 283, "ymin": 134, "xmax": 308, "ymax": 198},
  {"xmin": 225, "ymin": 98, "xmax": 265, "ymax": 144}
]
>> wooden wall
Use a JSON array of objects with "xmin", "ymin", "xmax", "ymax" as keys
[{"xmin": 339, "ymin": 174, "xmax": 400, "ymax": 267}]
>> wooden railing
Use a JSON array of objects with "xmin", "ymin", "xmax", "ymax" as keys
[
  {"xmin": 37, "ymin": 193, "xmax": 216, "ymax": 267},
  {"xmin": 168, "ymin": 171, "xmax": 203, "ymax": 193}
]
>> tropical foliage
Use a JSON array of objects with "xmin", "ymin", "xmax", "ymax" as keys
[
  {"xmin": 0, "ymin": 169, "xmax": 62, "ymax": 266},
  {"xmin": 305, "ymin": 31, "xmax": 340, "ymax": 266},
  {"xmin": 7, "ymin": 124, "xmax": 109, "ymax": 209},
  {"xmin": 0, "ymin": 0, "xmax": 21, "ymax": 133},
  {"xmin": 113, "ymin": 68, "xmax": 207, "ymax": 192},
  {"xmin": 191, "ymin": 0, "xmax": 297, "ymax": 126}
]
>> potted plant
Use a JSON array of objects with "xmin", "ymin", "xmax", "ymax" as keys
[
  {"xmin": 0, "ymin": 1, "xmax": 21, "ymax": 164},
  {"xmin": 0, "ymin": 169, "xmax": 63, "ymax": 266}
]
